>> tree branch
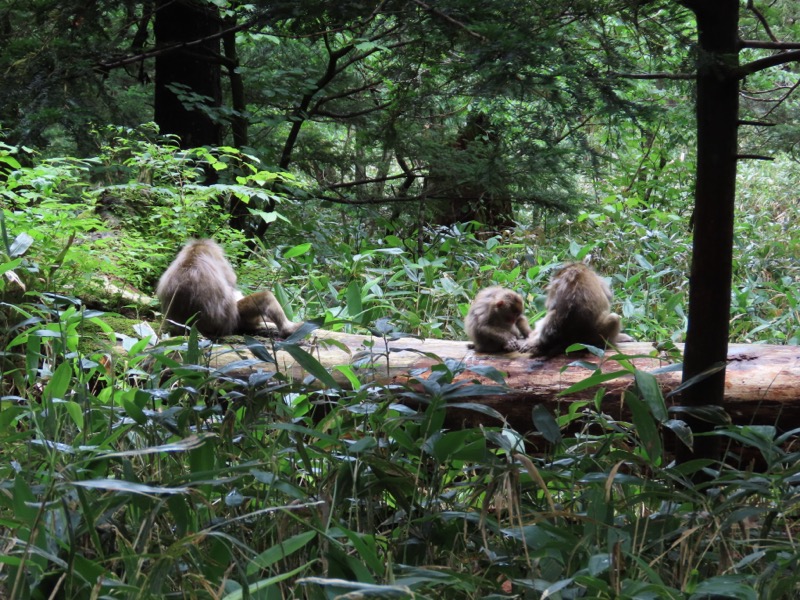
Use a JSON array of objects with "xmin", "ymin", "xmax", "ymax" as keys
[
  {"xmin": 738, "ymin": 119, "xmax": 775, "ymax": 127},
  {"xmin": 411, "ymin": 0, "xmax": 488, "ymax": 42},
  {"xmin": 317, "ymin": 81, "xmax": 384, "ymax": 105},
  {"xmin": 395, "ymin": 157, "xmax": 417, "ymax": 195},
  {"xmin": 313, "ymin": 103, "xmax": 395, "ymax": 120},
  {"xmin": 761, "ymin": 79, "xmax": 800, "ymax": 120},
  {"xmin": 326, "ymin": 173, "xmax": 420, "ymax": 190},
  {"xmin": 98, "ymin": 13, "xmax": 265, "ymax": 71},
  {"xmin": 745, "ymin": 0, "xmax": 779, "ymax": 43},
  {"xmin": 316, "ymin": 193, "xmax": 427, "ymax": 206},
  {"xmin": 736, "ymin": 154, "xmax": 774, "ymax": 161},
  {"xmin": 736, "ymin": 49, "xmax": 800, "ymax": 78},
  {"xmin": 741, "ymin": 39, "xmax": 800, "ymax": 50},
  {"xmin": 613, "ymin": 72, "xmax": 695, "ymax": 80}
]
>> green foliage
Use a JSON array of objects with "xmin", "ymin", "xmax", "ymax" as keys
[
  {"xmin": 3, "ymin": 309, "xmax": 800, "ymax": 598},
  {"xmin": 0, "ymin": 0, "xmax": 705, "ymax": 223},
  {"xmin": 0, "ymin": 127, "xmax": 307, "ymax": 300},
  {"xmin": 1, "ymin": 137, "xmax": 800, "ymax": 597}
]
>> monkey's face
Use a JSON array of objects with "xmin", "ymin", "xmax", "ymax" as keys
[{"xmin": 495, "ymin": 293, "xmax": 523, "ymax": 323}]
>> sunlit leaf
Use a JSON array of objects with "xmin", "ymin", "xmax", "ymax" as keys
[
  {"xmin": 71, "ymin": 479, "xmax": 188, "ymax": 495},
  {"xmin": 98, "ymin": 433, "xmax": 215, "ymax": 457}
]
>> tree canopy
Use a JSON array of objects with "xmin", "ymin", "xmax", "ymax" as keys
[{"xmin": 1, "ymin": 1, "xmax": 700, "ymax": 220}]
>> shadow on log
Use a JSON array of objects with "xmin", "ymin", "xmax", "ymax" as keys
[{"xmin": 208, "ymin": 330, "xmax": 800, "ymax": 436}]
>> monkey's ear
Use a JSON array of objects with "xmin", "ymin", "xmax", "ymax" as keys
[{"xmin": 495, "ymin": 299, "xmax": 506, "ymax": 308}]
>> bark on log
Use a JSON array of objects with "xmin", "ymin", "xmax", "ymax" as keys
[{"xmin": 209, "ymin": 329, "xmax": 800, "ymax": 436}]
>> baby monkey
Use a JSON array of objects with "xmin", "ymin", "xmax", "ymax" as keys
[
  {"xmin": 157, "ymin": 239, "xmax": 302, "ymax": 339},
  {"xmin": 528, "ymin": 260, "xmax": 632, "ymax": 357},
  {"xmin": 465, "ymin": 286, "xmax": 533, "ymax": 353}
]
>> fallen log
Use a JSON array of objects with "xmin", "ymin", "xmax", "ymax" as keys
[{"xmin": 206, "ymin": 329, "xmax": 800, "ymax": 435}]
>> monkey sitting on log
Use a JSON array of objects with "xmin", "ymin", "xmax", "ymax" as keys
[
  {"xmin": 156, "ymin": 239, "xmax": 302, "ymax": 339},
  {"xmin": 465, "ymin": 286, "xmax": 533, "ymax": 353},
  {"xmin": 527, "ymin": 260, "xmax": 633, "ymax": 357}
]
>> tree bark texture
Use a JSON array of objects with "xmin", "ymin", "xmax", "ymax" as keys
[
  {"xmin": 211, "ymin": 331, "xmax": 800, "ymax": 439},
  {"xmin": 154, "ymin": 0, "xmax": 223, "ymax": 148},
  {"xmin": 679, "ymin": 1, "xmax": 741, "ymax": 461}
]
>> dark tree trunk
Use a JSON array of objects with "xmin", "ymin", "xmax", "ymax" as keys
[
  {"xmin": 222, "ymin": 17, "xmax": 251, "ymax": 233},
  {"xmin": 222, "ymin": 18, "xmax": 247, "ymax": 150},
  {"xmin": 678, "ymin": 1, "xmax": 740, "ymax": 463},
  {"xmin": 154, "ymin": 0, "xmax": 223, "ymax": 148}
]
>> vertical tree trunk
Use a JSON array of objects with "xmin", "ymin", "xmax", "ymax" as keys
[
  {"xmin": 222, "ymin": 19, "xmax": 248, "ymax": 150},
  {"xmin": 222, "ymin": 18, "xmax": 251, "ymax": 233},
  {"xmin": 154, "ymin": 0, "xmax": 222, "ymax": 148},
  {"xmin": 678, "ymin": 1, "xmax": 740, "ymax": 462}
]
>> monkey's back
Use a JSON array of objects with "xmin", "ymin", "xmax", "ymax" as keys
[
  {"xmin": 156, "ymin": 240, "xmax": 241, "ymax": 337},
  {"xmin": 535, "ymin": 263, "xmax": 613, "ymax": 355}
]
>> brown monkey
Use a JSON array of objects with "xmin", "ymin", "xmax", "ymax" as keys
[
  {"xmin": 465, "ymin": 286, "xmax": 533, "ymax": 353},
  {"xmin": 528, "ymin": 260, "xmax": 633, "ymax": 357},
  {"xmin": 156, "ymin": 239, "xmax": 302, "ymax": 338}
]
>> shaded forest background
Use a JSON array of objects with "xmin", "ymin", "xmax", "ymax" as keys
[
  {"xmin": 1, "ymin": 1, "xmax": 797, "ymax": 237},
  {"xmin": 4, "ymin": 0, "xmax": 800, "ymax": 453},
  {"xmin": 0, "ymin": 0, "xmax": 731, "ymax": 227}
]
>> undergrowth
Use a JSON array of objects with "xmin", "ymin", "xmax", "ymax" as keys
[{"xmin": 1, "ymin": 138, "xmax": 800, "ymax": 598}]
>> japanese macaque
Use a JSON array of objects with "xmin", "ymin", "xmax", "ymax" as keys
[
  {"xmin": 465, "ymin": 286, "xmax": 533, "ymax": 353},
  {"xmin": 528, "ymin": 260, "xmax": 633, "ymax": 357},
  {"xmin": 156, "ymin": 239, "xmax": 302, "ymax": 339}
]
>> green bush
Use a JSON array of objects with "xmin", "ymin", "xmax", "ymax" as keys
[{"xmin": 2, "ymin": 137, "xmax": 800, "ymax": 598}]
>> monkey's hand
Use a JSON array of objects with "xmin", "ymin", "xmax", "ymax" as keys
[
  {"xmin": 504, "ymin": 338, "xmax": 523, "ymax": 352},
  {"xmin": 526, "ymin": 343, "xmax": 546, "ymax": 357},
  {"xmin": 504, "ymin": 337, "xmax": 534, "ymax": 353}
]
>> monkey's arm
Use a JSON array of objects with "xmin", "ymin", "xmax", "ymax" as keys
[
  {"xmin": 470, "ymin": 325, "xmax": 528, "ymax": 353},
  {"xmin": 516, "ymin": 315, "xmax": 533, "ymax": 338},
  {"xmin": 609, "ymin": 313, "xmax": 634, "ymax": 343},
  {"xmin": 599, "ymin": 312, "xmax": 622, "ymax": 342}
]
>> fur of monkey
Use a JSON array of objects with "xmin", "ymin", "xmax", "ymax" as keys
[
  {"xmin": 156, "ymin": 239, "xmax": 302, "ymax": 338},
  {"xmin": 528, "ymin": 261, "xmax": 632, "ymax": 357},
  {"xmin": 465, "ymin": 286, "xmax": 533, "ymax": 353}
]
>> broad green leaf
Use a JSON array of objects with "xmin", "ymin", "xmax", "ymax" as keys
[
  {"xmin": 275, "ymin": 342, "xmax": 340, "ymax": 389},
  {"xmin": 223, "ymin": 563, "xmax": 312, "ymax": 600},
  {"xmin": 690, "ymin": 576, "xmax": 757, "ymax": 600},
  {"xmin": 63, "ymin": 400, "xmax": 83, "ymax": 430},
  {"xmin": 532, "ymin": 404, "xmax": 562, "ymax": 444},
  {"xmin": 345, "ymin": 280, "xmax": 363, "ymax": 323},
  {"xmin": 71, "ymin": 479, "xmax": 188, "ymax": 495},
  {"xmin": 9, "ymin": 233, "xmax": 33, "ymax": 257},
  {"xmin": 669, "ymin": 404, "xmax": 731, "ymax": 425},
  {"xmin": 634, "ymin": 370, "xmax": 668, "ymax": 422},
  {"xmin": 44, "ymin": 361, "xmax": 72, "ymax": 400},
  {"xmin": 284, "ymin": 242, "xmax": 312, "ymax": 258},
  {"xmin": 334, "ymin": 364, "xmax": 362, "ymax": 388},
  {"xmin": 99, "ymin": 433, "xmax": 214, "ymax": 457},
  {"xmin": 559, "ymin": 370, "xmax": 629, "ymax": 395},
  {"xmin": 666, "ymin": 362, "xmax": 727, "ymax": 397},
  {"xmin": 247, "ymin": 531, "xmax": 317, "ymax": 576},
  {"xmin": 625, "ymin": 390, "xmax": 662, "ymax": 465},
  {"xmin": 664, "ymin": 418, "xmax": 693, "ymax": 450}
]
